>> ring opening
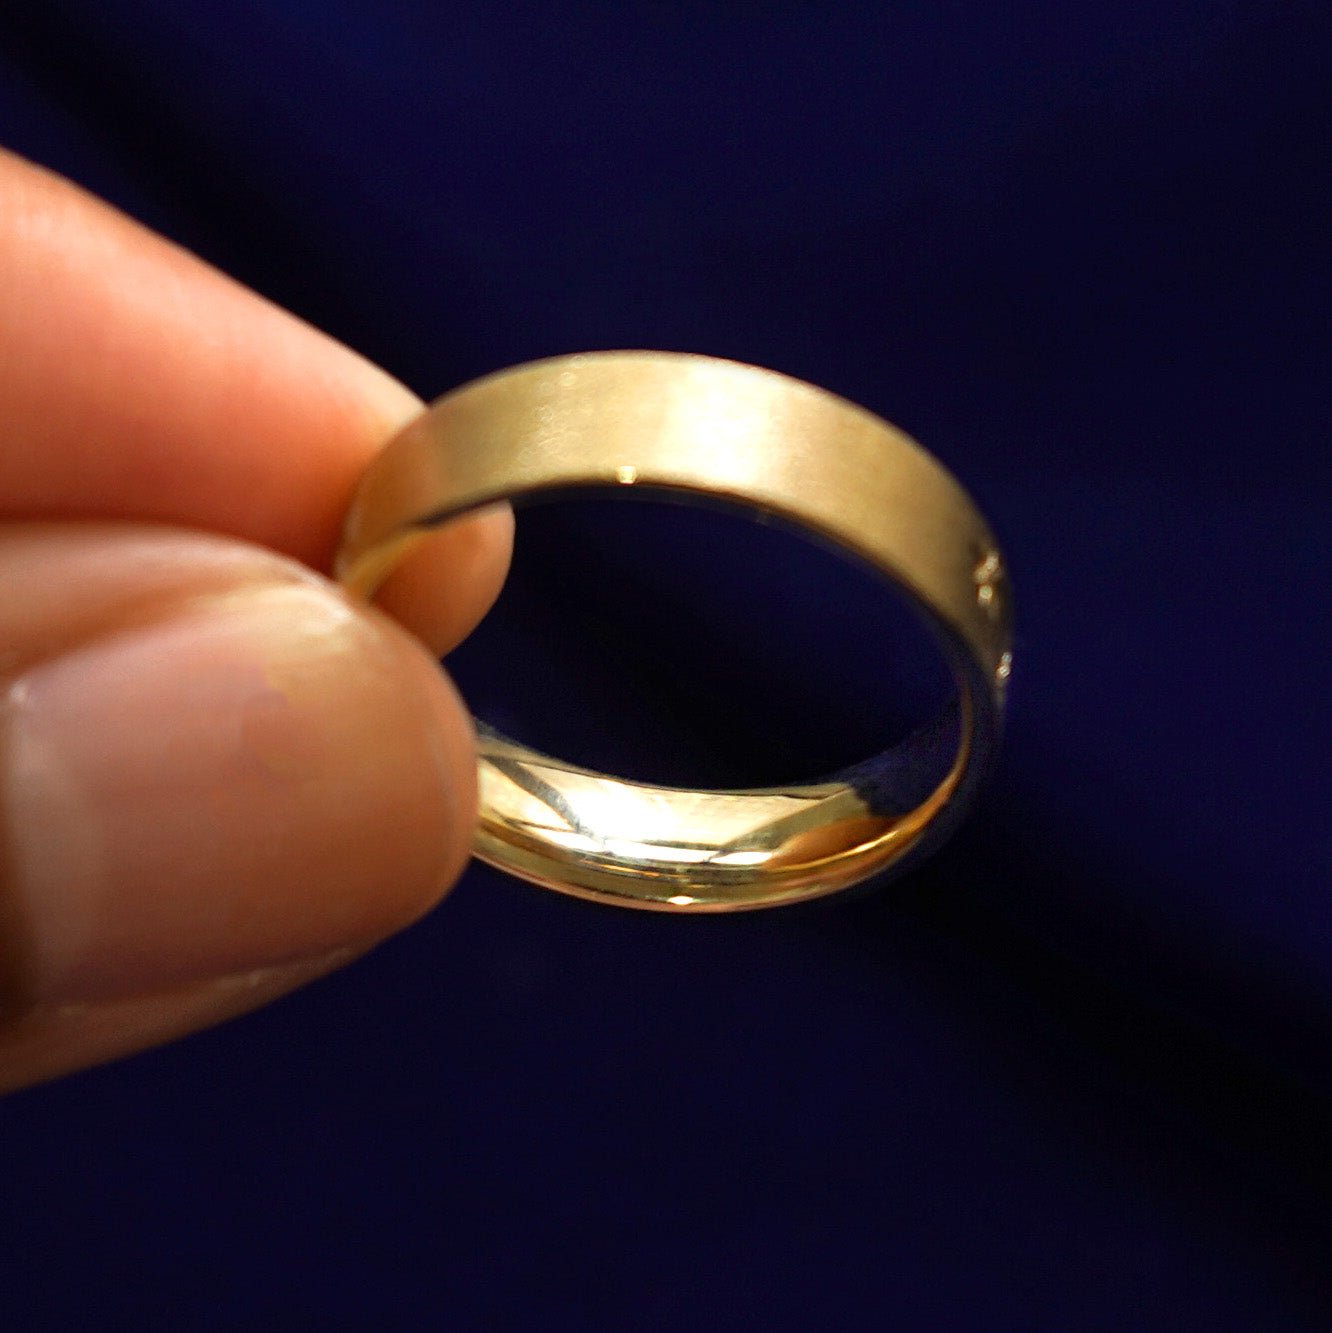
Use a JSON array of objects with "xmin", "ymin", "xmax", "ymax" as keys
[{"xmin": 444, "ymin": 489, "xmax": 955, "ymax": 792}]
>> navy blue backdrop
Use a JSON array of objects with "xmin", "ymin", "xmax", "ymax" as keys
[{"xmin": 2, "ymin": 2, "xmax": 1330, "ymax": 1328}]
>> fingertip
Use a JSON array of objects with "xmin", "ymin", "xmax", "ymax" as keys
[
  {"xmin": 0, "ymin": 529, "xmax": 482, "ymax": 1088},
  {"xmin": 371, "ymin": 503, "xmax": 514, "ymax": 657},
  {"xmin": 359, "ymin": 597, "xmax": 482, "ymax": 899}
]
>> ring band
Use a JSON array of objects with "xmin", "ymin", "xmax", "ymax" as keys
[{"xmin": 337, "ymin": 352, "xmax": 1012, "ymax": 912}]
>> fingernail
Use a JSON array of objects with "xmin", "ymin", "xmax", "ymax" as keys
[{"xmin": 2, "ymin": 582, "xmax": 473, "ymax": 1004}]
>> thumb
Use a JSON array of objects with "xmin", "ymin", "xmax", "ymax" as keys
[{"xmin": 0, "ymin": 524, "xmax": 476, "ymax": 1093}]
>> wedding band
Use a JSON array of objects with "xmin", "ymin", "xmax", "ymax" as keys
[{"xmin": 337, "ymin": 352, "xmax": 1012, "ymax": 912}]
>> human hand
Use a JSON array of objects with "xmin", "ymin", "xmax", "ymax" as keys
[{"xmin": 0, "ymin": 149, "xmax": 512, "ymax": 1093}]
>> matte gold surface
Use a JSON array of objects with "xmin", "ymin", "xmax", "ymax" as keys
[{"xmin": 338, "ymin": 352, "xmax": 1011, "ymax": 911}]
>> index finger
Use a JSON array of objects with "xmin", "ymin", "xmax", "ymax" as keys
[{"xmin": 0, "ymin": 149, "xmax": 509, "ymax": 649}]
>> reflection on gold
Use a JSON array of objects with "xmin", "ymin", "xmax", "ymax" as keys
[{"xmin": 473, "ymin": 709, "xmax": 971, "ymax": 911}]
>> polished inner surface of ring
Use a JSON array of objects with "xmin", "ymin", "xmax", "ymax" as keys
[{"xmin": 338, "ymin": 352, "xmax": 1011, "ymax": 912}]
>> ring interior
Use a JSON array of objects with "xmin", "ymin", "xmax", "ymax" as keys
[
  {"xmin": 472, "ymin": 689, "xmax": 975, "ymax": 911},
  {"xmin": 437, "ymin": 486, "xmax": 988, "ymax": 911}
]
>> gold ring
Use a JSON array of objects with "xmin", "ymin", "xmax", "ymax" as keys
[{"xmin": 337, "ymin": 352, "xmax": 1012, "ymax": 912}]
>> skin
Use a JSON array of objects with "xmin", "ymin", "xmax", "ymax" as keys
[{"xmin": 0, "ymin": 148, "xmax": 513, "ymax": 1093}]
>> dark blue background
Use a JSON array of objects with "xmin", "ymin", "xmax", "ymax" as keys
[{"xmin": 2, "ymin": 2, "xmax": 1330, "ymax": 1328}]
